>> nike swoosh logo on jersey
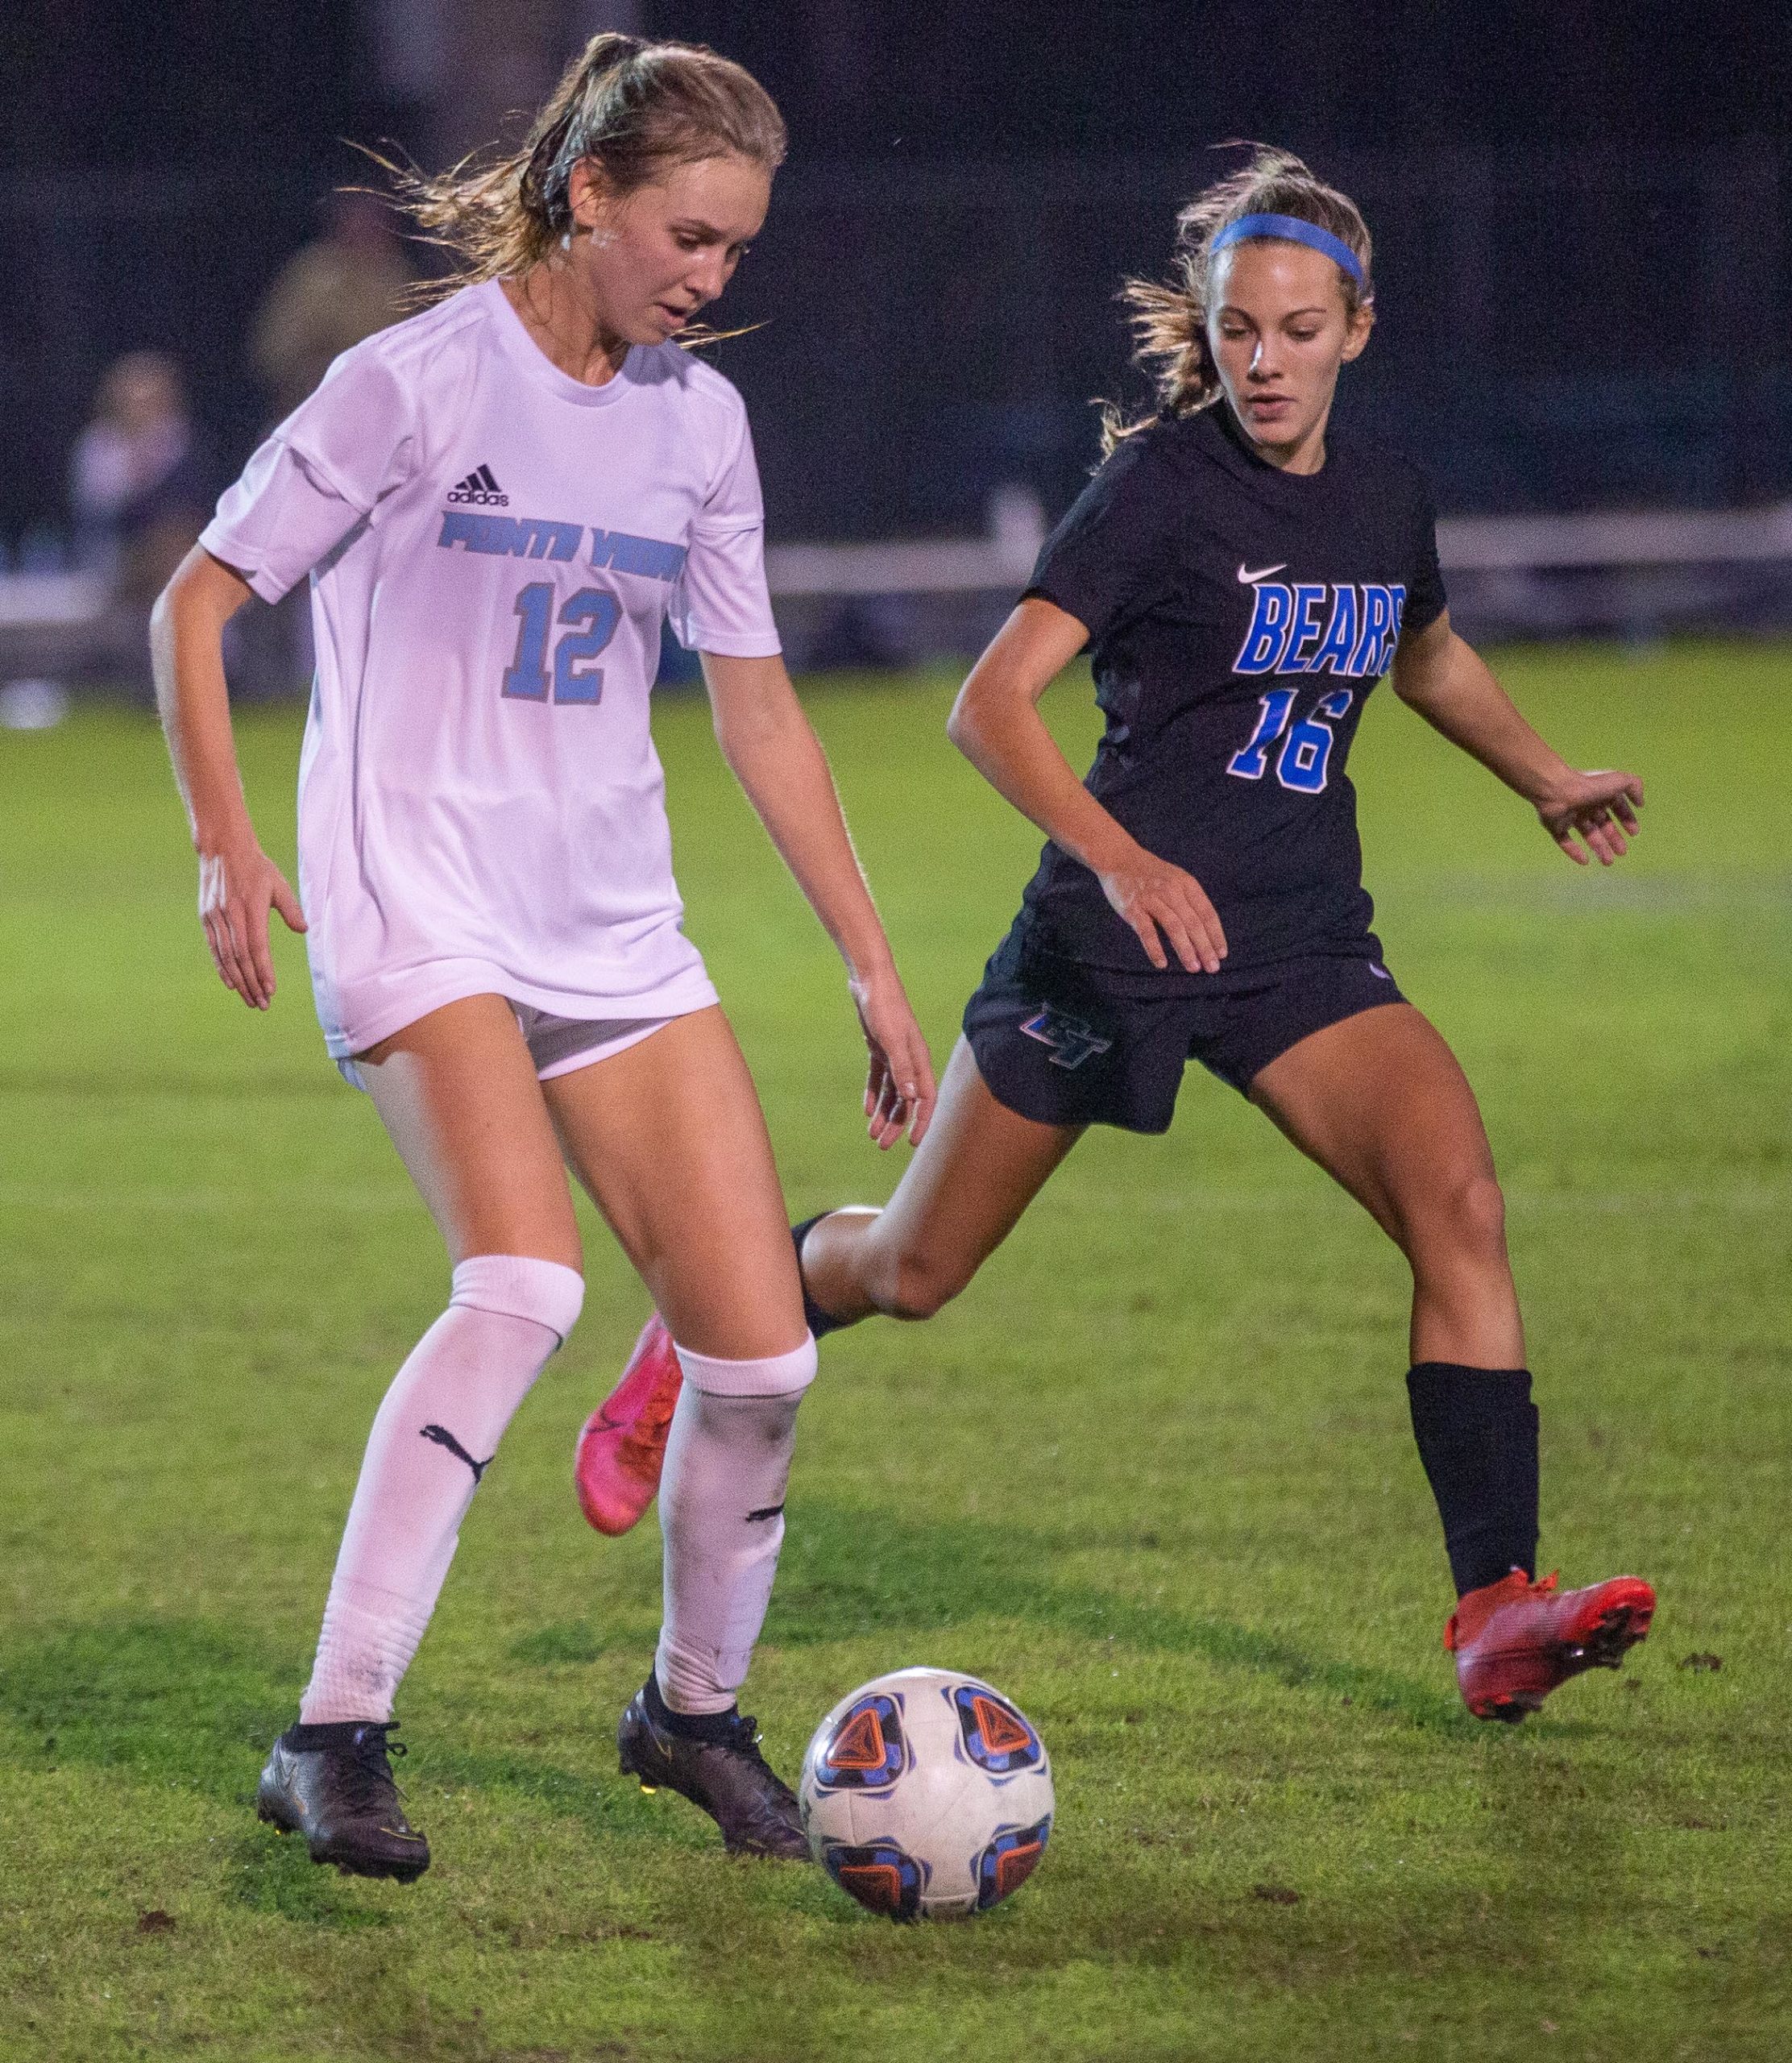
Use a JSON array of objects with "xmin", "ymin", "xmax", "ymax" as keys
[{"xmin": 1237, "ymin": 561, "xmax": 1288, "ymax": 583}]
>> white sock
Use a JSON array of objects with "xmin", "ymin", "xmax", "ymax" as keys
[
  {"xmin": 299, "ymin": 1254, "xmax": 584, "ymax": 1724},
  {"xmin": 653, "ymin": 1335, "xmax": 817, "ymax": 1716}
]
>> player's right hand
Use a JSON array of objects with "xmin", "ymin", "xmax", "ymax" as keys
[
  {"xmin": 1097, "ymin": 844, "xmax": 1227, "ymax": 974},
  {"xmin": 197, "ymin": 833, "xmax": 307, "ymax": 1011}
]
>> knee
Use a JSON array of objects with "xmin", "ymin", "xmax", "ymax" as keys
[
  {"xmin": 881, "ymin": 1243, "xmax": 972, "ymax": 1323},
  {"xmin": 450, "ymin": 1254, "xmax": 586, "ymax": 1345},
  {"xmin": 1412, "ymin": 1173, "xmax": 1508, "ymax": 1272}
]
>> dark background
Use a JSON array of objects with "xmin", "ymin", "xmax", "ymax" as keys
[{"xmin": 4, "ymin": 1, "xmax": 1788, "ymax": 549}]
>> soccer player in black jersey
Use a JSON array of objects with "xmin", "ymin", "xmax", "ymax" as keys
[{"xmin": 579, "ymin": 147, "xmax": 1655, "ymax": 1723}]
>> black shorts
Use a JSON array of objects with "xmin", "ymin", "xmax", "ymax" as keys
[{"xmin": 963, "ymin": 932, "xmax": 1407, "ymax": 1134}]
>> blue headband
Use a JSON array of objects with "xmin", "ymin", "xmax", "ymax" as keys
[{"xmin": 1209, "ymin": 212, "xmax": 1366, "ymax": 288}]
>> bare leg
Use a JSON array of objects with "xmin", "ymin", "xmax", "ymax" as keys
[
  {"xmin": 546, "ymin": 1007, "xmax": 813, "ymax": 1734},
  {"xmin": 292, "ymin": 996, "xmax": 583, "ymax": 1737},
  {"xmin": 359, "ymin": 993, "xmax": 581, "ymax": 1267},
  {"xmin": 801, "ymin": 1036, "xmax": 1083, "ymax": 1326},
  {"xmin": 543, "ymin": 1006, "xmax": 805, "ymax": 1357},
  {"xmin": 1250, "ymin": 1003, "xmax": 1657, "ymax": 1707},
  {"xmin": 1247, "ymin": 1001, "xmax": 1524, "ymax": 1368},
  {"xmin": 334, "ymin": 999, "xmax": 812, "ymax": 1841}
]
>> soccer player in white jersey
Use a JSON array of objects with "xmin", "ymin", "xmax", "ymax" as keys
[{"xmin": 150, "ymin": 35, "xmax": 935, "ymax": 1880}]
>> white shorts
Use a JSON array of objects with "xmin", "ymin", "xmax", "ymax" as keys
[{"xmin": 336, "ymin": 1000, "xmax": 675, "ymax": 1093}]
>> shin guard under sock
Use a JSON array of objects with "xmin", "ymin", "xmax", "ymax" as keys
[
  {"xmin": 653, "ymin": 1335, "xmax": 817, "ymax": 1715},
  {"xmin": 1406, "ymin": 1362, "xmax": 1540, "ymax": 1597},
  {"xmin": 299, "ymin": 1256, "xmax": 583, "ymax": 1723}
]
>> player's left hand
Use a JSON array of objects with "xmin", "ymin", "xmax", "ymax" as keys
[
  {"xmin": 849, "ymin": 965, "xmax": 938, "ymax": 1150},
  {"xmin": 1536, "ymin": 769, "xmax": 1644, "ymax": 866}
]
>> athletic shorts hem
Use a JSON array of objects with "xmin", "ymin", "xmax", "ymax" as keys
[
  {"xmin": 532, "ymin": 1016, "xmax": 672, "ymax": 1082},
  {"xmin": 1225, "ymin": 986, "xmax": 1404, "ymax": 1094},
  {"xmin": 964, "ymin": 1032, "xmax": 1177, "ymax": 1135},
  {"xmin": 963, "ymin": 935, "xmax": 1408, "ymax": 1134},
  {"xmin": 337, "ymin": 1008, "xmax": 681, "ymax": 1094},
  {"xmin": 320, "ymin": 963, "xmax": 719, "ymax": 1063}
]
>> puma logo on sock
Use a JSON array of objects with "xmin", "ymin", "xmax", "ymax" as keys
[
  {"xmin": 420, "ymin": 1424, "xmax": 493, "ymax": 1482},
  {"xmin": 745, "ymin": 1503, "xmax": 785, "ymax": 1523}
]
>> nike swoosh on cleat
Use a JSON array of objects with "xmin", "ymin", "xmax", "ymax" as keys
[{"xmin": 1237, "ymin": 562, "xmax": 1288, "ymax": 583}]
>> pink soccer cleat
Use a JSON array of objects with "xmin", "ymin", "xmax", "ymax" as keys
[
  {"xmin": 574, "ymin": 1314, "xmax": 683, "ymax": 1536},
  {"xmin": 1446, "ymin": 1568, "xmax": 1657, "ymax": 1722}
]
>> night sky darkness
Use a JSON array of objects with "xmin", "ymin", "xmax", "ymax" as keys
[
  {"xmin": 2, "ymin": 2, "xmax": 1787, "ymax": 539},
  {"xmin": 6, "ymin": 3, "xmax": 1786, "ymax": 175},
  {"xmin": 658, "ymin": 3, "xmax": 1790, "ymax": 158}
]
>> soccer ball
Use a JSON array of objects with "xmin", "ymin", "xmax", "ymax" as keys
[{"xmin": 799, "ymin": 1667, "xmax": 1055, "ymax": 1920}]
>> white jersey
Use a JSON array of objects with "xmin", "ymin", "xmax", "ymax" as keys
[{"xmin": 200, "ymin": 280, "xmax": 781, "ymax": 1059}]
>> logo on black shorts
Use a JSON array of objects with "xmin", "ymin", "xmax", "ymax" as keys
[
  {"xmin": 1019, "ymin": 1007, "xmax": 1112, "ymax": 1070},
  {"xmin": 446, "ymin": 463, "xmax": 509, "ymax": 506}
]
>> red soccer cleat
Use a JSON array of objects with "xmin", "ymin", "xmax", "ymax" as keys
[
  {"xmin": 1446, "ymin": 1568, "xmax": 1657, "ymax": 1722},
  {"xmin": 574, "ymin": 1314, "xmax": 683, "ymax": 1536}
]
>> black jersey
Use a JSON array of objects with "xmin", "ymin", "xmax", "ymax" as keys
[{"xmin": 1014, "ymin": 401, "xmax": 1446, "ymax": 990}]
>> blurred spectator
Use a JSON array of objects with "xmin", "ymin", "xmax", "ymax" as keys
[
  {"xmin": 228, "ymin": 192, "xmax": 414, "ymax": 699},
  {"xmin": 70, "ymin": 351, "xmax": 211, "ymax": 607},
  {"xmin": 250, "ymin": 190, "xmax": 416, "ymax": 418}
]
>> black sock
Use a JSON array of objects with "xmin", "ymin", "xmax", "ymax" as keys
[
  {"xmin": 286, "ymin": 1718, "xmax": 389, "ymax": 1749},
  {"xmin": 642, "ymin": 1670, "xmax": 739, "ymax": 1744},
  {"xmin": 1405, "ymin": 1363, "xmax": 1539, "ymax": 1597},
  {"xmin": 791, "ymin": 1213, "xmax": 849, "ymax": 1340}
]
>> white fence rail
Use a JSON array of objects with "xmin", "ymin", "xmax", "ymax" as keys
[{"xmin": 5, "ymin": 506, "xmax": 1791, "ymax": 693}]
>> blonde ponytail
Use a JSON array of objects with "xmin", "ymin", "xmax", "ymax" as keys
[{"xmin": 379, "ymin": 35, "xmax": 786, "ymax": 299}]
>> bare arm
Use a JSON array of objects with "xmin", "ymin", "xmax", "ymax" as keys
[
  {"xmin": 946, "ymin": 596, "xmax": 1226, "ymax": 973},
  {"xmin": 1391, "ymin": 610, "xmax": 1642, "ymax": 865},
  {"xmin": 700, "ymin": 650, "xmax": 935, "ymax": 1146},
  {"xmin": 150, "ymin": 546, "xmax": 306, "ymax": 1007}
]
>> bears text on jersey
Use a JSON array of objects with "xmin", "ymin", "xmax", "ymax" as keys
[{"xmin": 1234, "ymin": 579, "xmax": 1408, "ymax": 679}]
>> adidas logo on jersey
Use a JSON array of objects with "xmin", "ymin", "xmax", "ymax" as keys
[{"xmin": 446, "ymin": 463, "xmax": 509, "ymax": 506}]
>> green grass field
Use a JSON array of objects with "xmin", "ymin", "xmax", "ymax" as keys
[{"xmin": 2, "ymin": 641, "xmax": 1788, "ymax": 2061}]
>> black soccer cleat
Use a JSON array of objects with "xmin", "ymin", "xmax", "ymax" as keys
[
  {"xmin": 256, "ymin": 1720, "xmax": 431, "ymax": 1882},
  {"xmin": 617, "ymin": 1687, "xmax": 809, "ymax": 1860}
]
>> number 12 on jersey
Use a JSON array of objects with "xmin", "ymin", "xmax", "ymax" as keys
[
  {"xmin": 502, "ymin": 583, "xmax": 623, "ymax": 706},
  {"xmin": 1227, "ymin": 686, "xmax": 1354, "ymax": 794}
]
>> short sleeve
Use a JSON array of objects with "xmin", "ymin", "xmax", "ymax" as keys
[
  {"xmin": 1402, "ymin": 475, "xmax": 1447, "ymax": 636},
  {"xmin": 666, "ymin": 404, "xmax": 782, "ymax": 658},
  {"xmin": 200, "ymin": 440, "xmax": 363, "ymax": 603},
  {"xmin": 1022, "ymin": 433, "xmax": 1184, "ymax": 648},
  {"xmin": 197, "ymin": 342, "xmax": 418, "ymax": 604}
]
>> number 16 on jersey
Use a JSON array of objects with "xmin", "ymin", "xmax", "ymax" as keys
[{"xmin": 1227, "ymin": 686, "xmax": 1354, "ymax": 794}]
